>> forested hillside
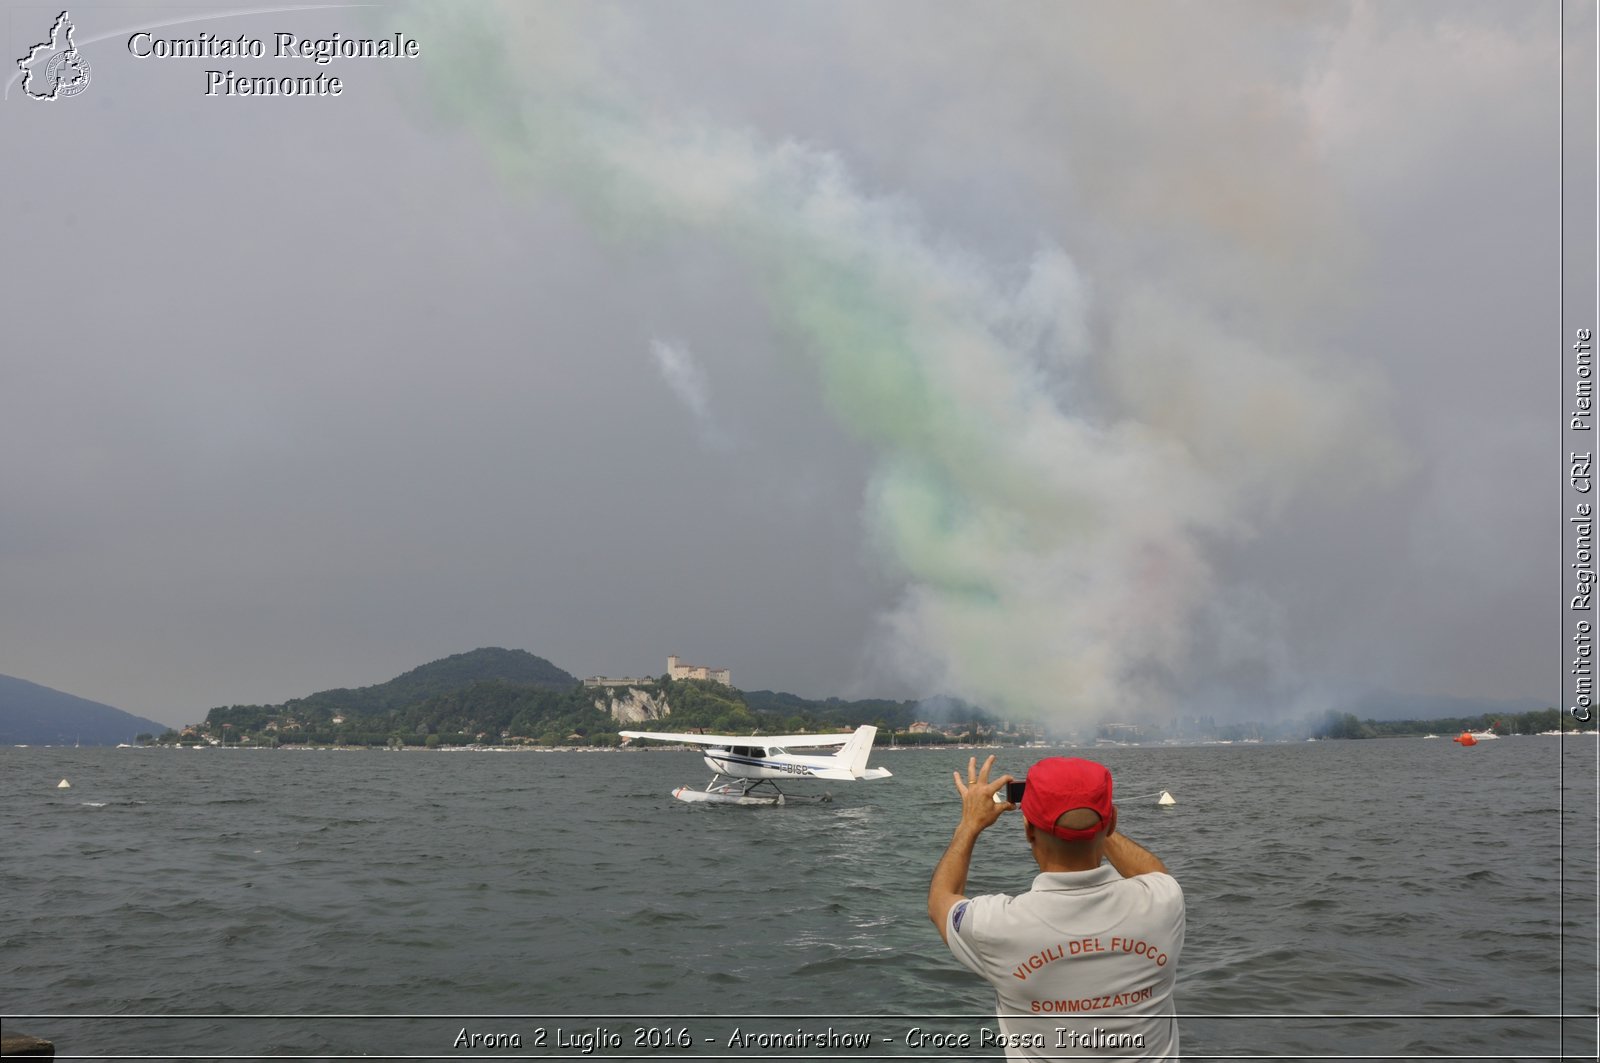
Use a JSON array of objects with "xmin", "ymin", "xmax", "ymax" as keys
[{"xmin": 183, "ymin": 648, "xmax": 956, "ymax": 747}]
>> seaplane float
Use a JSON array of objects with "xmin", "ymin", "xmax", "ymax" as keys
[{"xmin": 618, "ymin": 725, "xmax": 892, "ymax": 806}]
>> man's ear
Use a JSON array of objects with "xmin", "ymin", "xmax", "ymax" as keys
[
  {"xmin": 1106, "ymin": 805, "xmax": 1118, "ymax": 837},
  {"xmin": 1024, "ymin": 818, "xmax": 1036, "ymax": 845}
]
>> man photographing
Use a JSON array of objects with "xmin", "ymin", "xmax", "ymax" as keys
[{"xmin": 929, "ymin": 755, "xmax": 1184, "ymax": 1060}]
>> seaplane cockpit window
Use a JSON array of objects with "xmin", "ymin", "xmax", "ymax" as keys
[{"xmin": 768, "ymin": 747, "xmax": 785, "ymax": 756}]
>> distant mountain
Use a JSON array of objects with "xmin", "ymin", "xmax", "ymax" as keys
[{"xmin": 0, "ymin": 674, "xmax": 171, "ymax": 746}]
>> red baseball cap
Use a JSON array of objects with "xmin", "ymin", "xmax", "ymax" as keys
[{"xmin": 1020, "ymin": 757, "xmax": 1114, "ymax": 841}]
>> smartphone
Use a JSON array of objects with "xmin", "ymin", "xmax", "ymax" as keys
[{"xmin": 1005, "ymin": 780, "xmax": 1026, "ymax": 804}]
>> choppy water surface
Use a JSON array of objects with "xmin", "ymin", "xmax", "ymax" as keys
[{"xmin": 2, "ymin": 738, "xmax": 1595, "ymax": 1060}]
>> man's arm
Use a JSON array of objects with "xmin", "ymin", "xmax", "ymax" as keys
[
  {"xmin": 1103, "ymin": 830, "xmax": 1168, "ymax": 877},
  {"xmin": 928, "ymin": 822, "xmax": 981, "ymax": 942},
  {"xmin": 928, "ymin": 755, "xmax": 1012, "ymax": 943}
]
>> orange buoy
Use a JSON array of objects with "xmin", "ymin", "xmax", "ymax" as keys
[{"xmin": 1454, "ymin": 731, "xmax": 1477, "ymax": 746}]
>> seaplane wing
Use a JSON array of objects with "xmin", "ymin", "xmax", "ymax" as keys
[
  {"xmin": 619, "ymin": 729, "xmax": 855, "ymax": 748},
  {"xmin": 622, "ymin": 725, "xmax": 892, "ymax": 805}
]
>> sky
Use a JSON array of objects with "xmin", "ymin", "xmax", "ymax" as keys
[{"xmin": 1, "ymin": 0, "xmax": 1590, "ymax": 729}]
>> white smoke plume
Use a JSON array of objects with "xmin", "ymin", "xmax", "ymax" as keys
[
  {"xmin": 648, "ymin": 339, "xmax": 727, "ymax": 451},
  {"xmin": 398, "ymin": 1, "xmax": 1408, "ymax": 720}
]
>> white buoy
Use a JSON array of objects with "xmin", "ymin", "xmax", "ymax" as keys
[
  {"xmin": 1157, "ymin": 790, "xmax": 1175, "ymax": 806},
  {"xmin": 57, "ymin": 778, "xmax": 71, "ymax": 789}
]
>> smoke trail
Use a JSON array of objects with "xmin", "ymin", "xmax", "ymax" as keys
[
  {"xmin": 395, "ymin": 2, "xmax": 1396, "ymax": 719},
  {"xmin": 649, "ymin": 339, "xmax": 728, "ymax": 451}
]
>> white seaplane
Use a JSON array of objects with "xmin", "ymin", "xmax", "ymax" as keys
[{"xmin": 619, "ymin": 725, "xmax": 892, "ymax": 806}]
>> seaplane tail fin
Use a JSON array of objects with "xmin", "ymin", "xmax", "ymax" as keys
[{"xmin": 835, "ymin": 725, "xmax": 878, "ymax": 777}]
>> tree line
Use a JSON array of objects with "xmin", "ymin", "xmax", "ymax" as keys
[
  {"xmin": 1315, "ymin": 707, "xmax": 1590, "ymax": 739},
  {"xmin": 161, "ymin": 675, "xmax": 994, "ymax": 748}
]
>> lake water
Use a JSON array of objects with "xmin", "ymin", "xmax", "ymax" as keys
[{"xmin": 2, "ymin": 738, "xmax": 1595, "ymax": 1060}]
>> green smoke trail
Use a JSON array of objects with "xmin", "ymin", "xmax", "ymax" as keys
[{"xmin": 386, "ymin": 1, "xmax": 1372, "ymax": 720}]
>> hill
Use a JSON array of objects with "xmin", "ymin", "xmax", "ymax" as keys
[
  {"xmin": 0, "ymin": 674, "xmax": 171, "ymax": 746},
  {"xmin": 199, "ymin": 648, "xmax": 592, "ymax": 746},
  {"xmin": 277, "ymin": 647, "xmax": 577, "ymax": 717},
  {"xmin": 191, "ymin": 650, "xmax": 942, "ymax": 748}
]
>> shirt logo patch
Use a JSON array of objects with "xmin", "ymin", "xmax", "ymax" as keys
[{"xmin": 951, "ymin": 900, "xmax": 969, "ymax": 933}]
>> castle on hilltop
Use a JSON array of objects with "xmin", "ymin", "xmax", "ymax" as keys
[
  {"xmin": 583, "ymin": 654, "xmax": 732, "ymax": 689},
  {"xmin": 667, "ymin": 654, "xmax": 731, "ymax": 687}
]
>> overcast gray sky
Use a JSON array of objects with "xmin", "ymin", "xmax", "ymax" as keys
[{"xmin": 1, "ymin": 1, "xmax": 1584, "ymax": 728}]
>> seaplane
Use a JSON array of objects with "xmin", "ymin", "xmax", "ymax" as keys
[{"xmin": 618, "ymin": 725, "xmax": 892, "ymax": 806}]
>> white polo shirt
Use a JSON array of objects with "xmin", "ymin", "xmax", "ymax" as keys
[{"xmin": 944, "ymin": 865, "xmax": 1184, "ymax": 1060}]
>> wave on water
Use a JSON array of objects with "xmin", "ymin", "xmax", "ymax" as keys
[{"xmin": 0, "ymin": 741, "xmax": 1593, "ymax": 1061}]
